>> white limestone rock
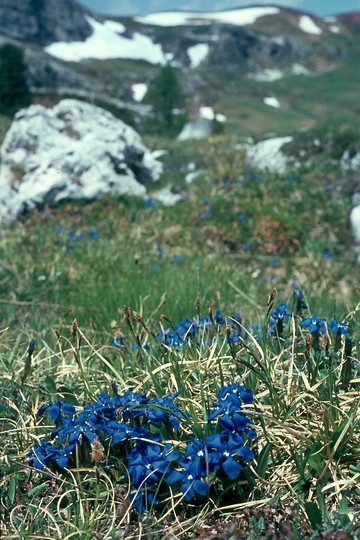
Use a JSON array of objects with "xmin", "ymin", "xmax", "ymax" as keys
[
  {"xmin": 245, "ymin": 136, "xmax": 293, "ymax": 173},
  {"xmin": 340, "ymin": 150, "xmax": 360, "ymax": 171},
  {"xmin": 0, "ymin": 99, "xmax": 162, "ymax": 222}
]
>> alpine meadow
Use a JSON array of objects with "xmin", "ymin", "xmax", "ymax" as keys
[{"xmin": 0, "ymin": 2, "xmax": 359, "ymax": 539}]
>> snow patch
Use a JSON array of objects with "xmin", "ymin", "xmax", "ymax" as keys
[
  {"xmin": 150, "ymin": 186, "xmax": 184, "ymax": 206},
  {"xmin": 188, "ymin": 43, "xmax": 209, "ymax": 68},
  {"xmin": 291, "ymin": 63, "xmax": 310, "ymax": 76},
  {"xmin": 298, "ymin": 15, "xmax": 322, "ymax": 35},
  {"xmin": 263, "ymin": 97, "xmax": 281, "ymax": 108},
  {"xmin": 135, "ymin": 7, "xmax": 279, "ymax": 27},
  {"xmin": 132, "ymin": 83, "xmax": 148, "ymax": 102},
  {"xmin": 45, "ymin": 17, "xmax": 166, "ymax": 64},
  {"xmin": 250, "ymin": 68, "xmax": 283, "ymax": 82},
  {"xmin": 200, "ymin": 106, "xmax": 226, "ymax": 122},
  {"xmin": 103, "ymin": 20, "xmax": 125, "ymax": 33},
  {"xmin": 246, "ymin": 136, "xmax": 293, "ymax": 173},
  {"xmin": 329, "ymin": 25, "xmax": 341, "ymax": 33}
]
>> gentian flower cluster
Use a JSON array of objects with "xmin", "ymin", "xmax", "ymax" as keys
[
  {"xmin": 28, "ymin": 382, "xmax": 256, "ymax": 514},
  {"xmin": 155, "ymin": 310, "xmax": 243, "ymax": 349},
  {"xmin": 166, "ymin": 382, "xmax": 256, "ymax": 502}
]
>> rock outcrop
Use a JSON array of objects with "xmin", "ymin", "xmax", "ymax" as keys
[
  {"xmin": 0, "ymin": 0, "xmax": 92, "ymax": 45},
  {"xmin": 0, "ymin": 99, "xmax": 162, "ymax": 222},
  {"xmin": 245, "ymin": 136, "xmax": 294, "ymax": 173}
]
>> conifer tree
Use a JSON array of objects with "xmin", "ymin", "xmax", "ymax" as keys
[
  {"xmin": 146, "ymin": 64, "xmax": 185, "ymax": 135},
  {"xmin": 0, "ymin": 44, "xmax": 31, "ymax": 116}
]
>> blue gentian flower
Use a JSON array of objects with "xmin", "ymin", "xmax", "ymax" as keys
[
  {"xmin": 206, "ymin": 431, "xmax": 254, "ymax": 480},
  {"xmin": 27, "ymin": 440, "xmax": 74, "ymax": 470},
  {"xmin": 127, "ymin": 442, "xmax": 180, "ymax": 489},
  {"xmin": 270, "ymin": 303, "xmax": 291, "ymax": 336},
  {"xmin": 37, "ymin": 401, "xmax": 76, "ymax": 422},
  {"xmin": 270, "ymin": 303, "xmax": 289, "ymax": 320},
  {"xmin": 166, "ymin": 458, "xmax": 208, "ymax": 502},
  {"xmin": 328, "ymin": 319, "xmax": 351, "ymax": 335},
  {"xmin": 217, "ymin": 382, "xmax": 253, "ymax": 405},
  {"xmin": 301, "ymin": 316, "xmax": 326, "ymax": 333},
  {"xmin": 293, "ymin": 289, "xmax": 307, "ymax": 313},
  {"xmin": 130, "ymin": 491, "xmax": 158, "ymax": 513}
]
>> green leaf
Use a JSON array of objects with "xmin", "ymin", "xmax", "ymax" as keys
[
  {"xmin": 44, "ymin": 376, "xmax": 57, "ymax": 395},
  {"xmin": 304, "ymin": 501, "xmax": 322, "ymax": 529},
  {"xmin": 257, "ymin": 443, "xmax": 271, "ymax": 479},
  {"xmin": 27, "ymin": 483, "xmax": 48, "ymax": 499},
  {"xmin": 338, "ymin": 496, "xmax": 349, "ymax": 515},
  {"xmin": 8, "ymin": 475, "xmax": 16, "ymax": 505}
]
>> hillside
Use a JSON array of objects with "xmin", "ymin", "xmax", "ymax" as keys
[{"xmin": 0, "ymin": 3, "xmax": 359, "ymax": 138}]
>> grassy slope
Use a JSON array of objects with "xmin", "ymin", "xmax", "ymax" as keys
[{"xmin": 0, "ymin": 136, "xmax": 355, "ymax": 337}]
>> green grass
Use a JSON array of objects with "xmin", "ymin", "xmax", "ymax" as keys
[{"xmin": 0, "ymin": 137, "xmax": 359, "ymax": 538}]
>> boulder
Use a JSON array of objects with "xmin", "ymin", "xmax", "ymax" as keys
[
  {"xmin": 245, "ymin": 136, "xmax": 294, "ymax": 173},
  {"xmin": 0, "ymin": 99, "xmax": 162, "ymax": 222},
  {"xmin": 177, "ymin": 118, "xmax": 213, "ymax": 141}
]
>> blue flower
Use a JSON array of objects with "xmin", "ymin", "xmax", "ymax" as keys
[
  {"xmin": 127, "ymin": 442, "xmax": 180, "ymax": 489},
  {"xmin": 271, "ymin": 303, "xmax": 290, "ymax": 321},
  {"xmin": 208, "ymin": 383, "xmax": 254, "ymax": 435},
  {"xmin": 130, "ymin": 491, "xmax": 158, "ymax": 514},
  {"xmin": 145, "ymin": 394, "xmax": 187, "ymax": 430},
  {"xmin": 206, "ymin": 431, "xmax": 254, "ymax": 480},
  {"xmin": 300, "ymin": 316, "xmax": 326, "ymax": 333},
  {"xmin": 270, "ymin": 303, "xmax": 291, "ymax": 336},
  {"xmin": 217, "ymin": 382, "xmax": 254, "ymax": 405},
  {"xmin": 111, "ymin": 335, "xmax": 125, "ymax": 347},
  {"xmin": 293, "ymin": 289, "xmax": 307, "ymax": 313},
  {"xmin": 328, "ymin": 319, "xmax": 351, "ymax": 335},
  {"xmin": 166, "ymin": 458, "xmax": 208, "ymax": 502},
  {"xmin": 27, "ymin": 440, "xmax": 74, "ymax": 470},
  {"xmin": 38, "ymin": 401, "xmax": 76, "ymax": 422}
]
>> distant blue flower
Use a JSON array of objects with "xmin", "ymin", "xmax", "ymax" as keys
[
  {"xmin": 328, "ymin": 319, "xmax": 351, "ymax": 335},
  {"xmin": 301, "ymin": 316, "xmax": 325, "ymax": 333},
  {"xmin": 131, "ymin": 343, "xmax": 150, "ymax": 351},
  {"xmin": 238, "ymin": 213, "xmax": 246, "ymax": 222},
  {"xmin": 172, "ymin": 255, "xmax": 181, "ymax": 264},
  {"xmin": 68, "ymin": 232, "xmax": 84, "ymax": 242},
  {"xmin": 28, "ymin": 339, "xmax": 35, "ymax": 355},
  {"xmin": 200, "ymin": 208, "xmax": 213, "ymax": 220},
  {"xmin": 111, "ymin": 335, "xmax": 125, "ymax": 347},
  {"xmin": 244, "ymin": 242, "xmax": 252, "ymax": 252},
  {"xmin": 144, "ymin": 198, "xmax": 160, "ymax": 210},
  {"xmin": 88, "ymin": 231, "xmax": 99, "ymax": 239},
  {"xmin": 270, "ymin": 303, "xmax": 291, "ymax": 335},
  {"xmin": 270, "ymin": 303, "xmax": 290, "ymax": 321},
  {"xmin": 293, "ymin": 289, "xmax": 307, "ymax": 312},
  {"xmin": 322, "ymin": 250, "xmax": 334, "ymax": 260}
]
